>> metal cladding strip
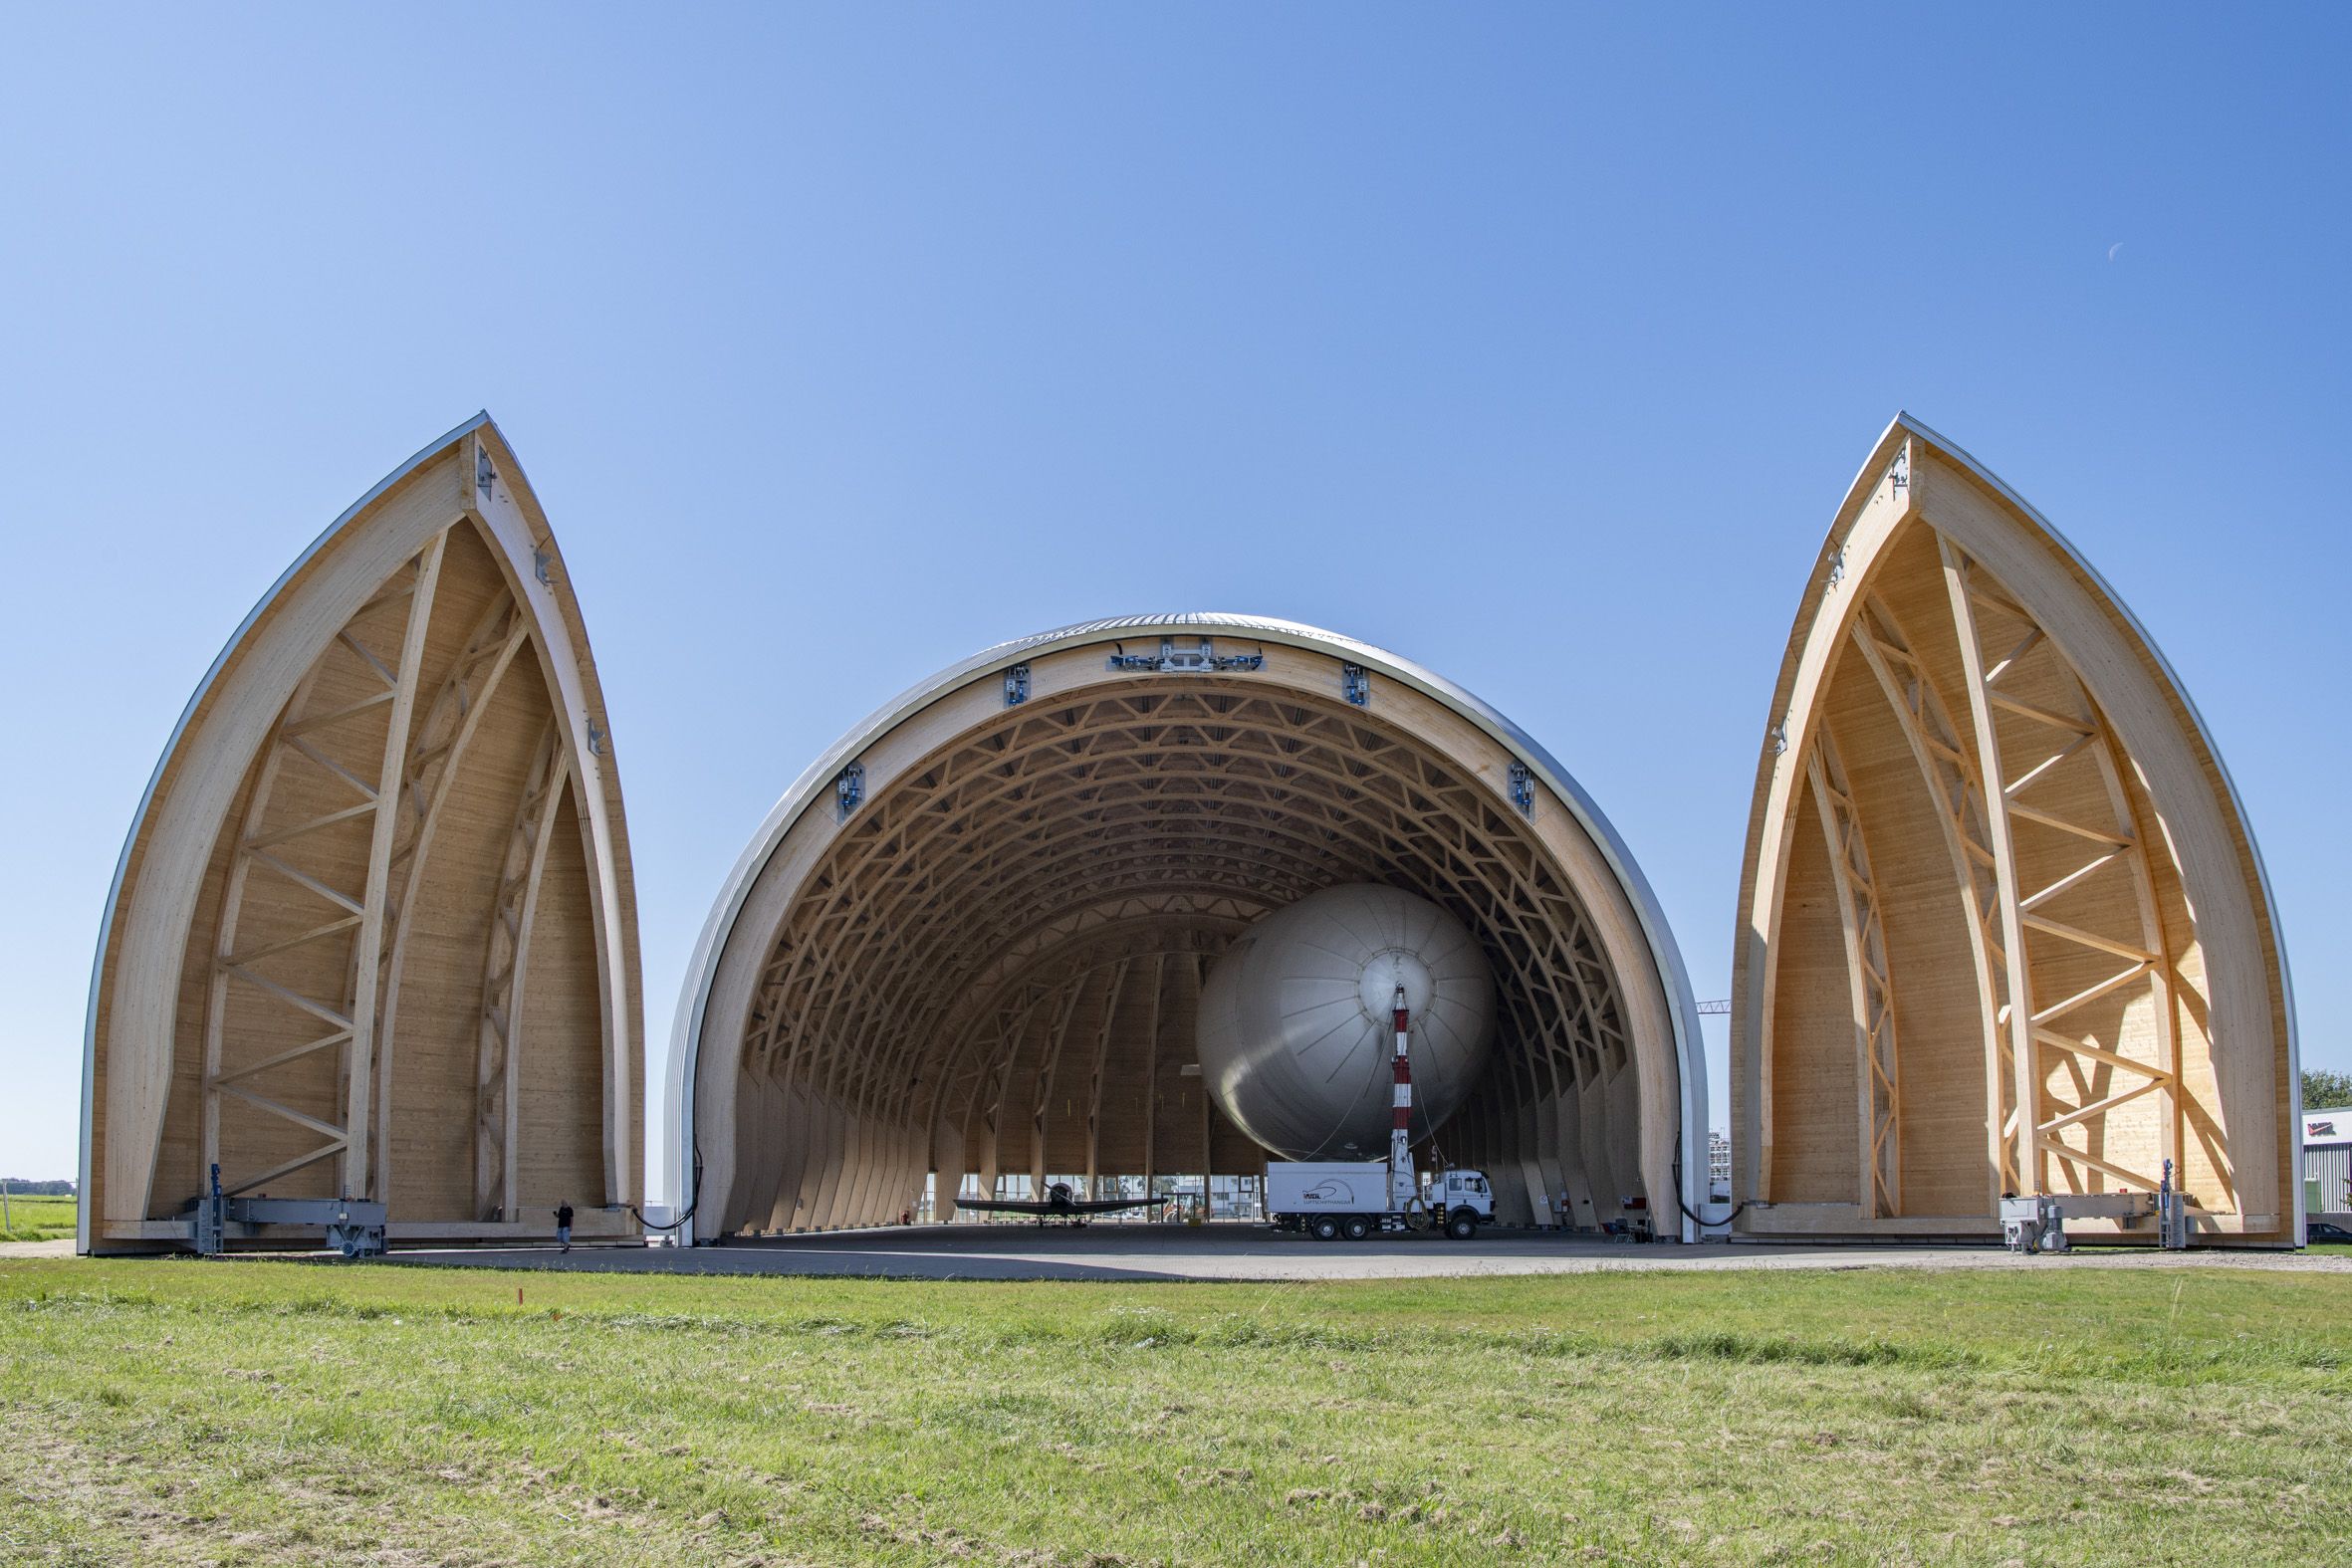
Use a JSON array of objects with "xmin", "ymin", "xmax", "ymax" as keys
[
  {"xmin": 80, "ymin": 413, "xmax": 495, "ymax": 1251},
  {"xmin": 667, "ymin": 612, "xmax": 1709, "ymax": 1240}
]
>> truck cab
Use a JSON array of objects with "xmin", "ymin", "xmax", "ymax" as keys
[
  {"xmin": 1429, "ymin": 1169, "xmax": 1494, "ymax": 1217},
  {"xmin": 1427, "ymin": 1168, "xmax": 1494, "ymax": 1237}
]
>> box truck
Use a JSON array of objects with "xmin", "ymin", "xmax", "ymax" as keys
[{"xmin": 1266, "ymin": 1161, "xmax": 1494, "ymax": 1240}]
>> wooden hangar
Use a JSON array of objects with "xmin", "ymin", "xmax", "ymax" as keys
[
  {"xmin": 1731, "ymin": 416, "xmax": 2297, "ymax": 1245},
  {"xmin": 83, "ymin": 411, "xmax": 2299, "ymax": 1255},
  {"xmin": 82, "ymin": 416, "xmax": 642, "ymax": 1253},
  {"xmin": 667, "ymin": 616, "xmax": 1708, "ymax": 1243}
]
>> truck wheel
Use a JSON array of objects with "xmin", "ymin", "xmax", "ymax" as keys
[
  {"xmin": 1310, "ymin": 1216, "xmax": 1340, "ymax": 1241},
  {"xmin": 1341, "ymin": 1215, "xmax": 1371, "ymax": 1241},
  {"xmin": 1444, "ymin": 1209, "xmax": 1478, "ymax": 1240}
]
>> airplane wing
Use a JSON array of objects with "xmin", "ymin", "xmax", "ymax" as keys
[{"xmin": 952, "ymin": 1196, "xmax": 1162, "ymax": 1217}]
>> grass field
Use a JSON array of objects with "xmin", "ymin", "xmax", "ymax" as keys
[
  {"xmin": 0, "ymin": 1193, "xmax": 76, "ymax": 1243},
  {"xmin": 3, "ymin": 1258, "xmax": 2347, "ymax": 1566}
]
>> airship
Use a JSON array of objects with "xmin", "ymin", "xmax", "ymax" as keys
[{"xmin": 1195, "ymin": 884, "xmax": 1496, "ymax": 1160}]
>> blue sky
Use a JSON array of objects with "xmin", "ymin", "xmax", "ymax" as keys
[{"xmin": 3, "ymin": 8, "xmax": 2346, "ymax": 1184}]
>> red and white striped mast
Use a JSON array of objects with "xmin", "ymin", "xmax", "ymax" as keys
[{"xmin": 1389, "ymin": 984, "xmax": 1416, "ymax": 1207}]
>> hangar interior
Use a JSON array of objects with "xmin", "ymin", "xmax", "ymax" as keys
[{"xmin": 674, "ymin": 620, "xmax": 1701, "ymax": 1241}]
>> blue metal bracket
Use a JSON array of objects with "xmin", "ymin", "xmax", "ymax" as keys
[
  {"xmin": 1507, "ymin": 761, "xmax": 1534, "ymax": 817},
  {"xmin": 1106, "ymin": 637, "xmax": 1265, "ymax": 674},
  {"xmin": 1004, "ymin": 663, "xmax": 1031, "ymax": 706},
  {"xmin": 1341, "ymin": 662, "xmax": 1370, "ymax": 707},
  {"xmin": 835, "ymin": 760, "xmax": 865, "ymax": 819}
]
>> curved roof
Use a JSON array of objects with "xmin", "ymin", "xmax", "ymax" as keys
[{"xmin": 666, "ymin": 612, "xmax": 1707, "ymax": 1232}]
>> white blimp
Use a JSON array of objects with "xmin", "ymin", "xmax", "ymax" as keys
[{"xmin": 1195, "ymin": 883, "xmax": 1496, "ymax": 1160}]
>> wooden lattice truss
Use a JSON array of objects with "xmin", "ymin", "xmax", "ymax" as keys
[
  {"xmin": 87, "ymin": 419, "xmax": 640, "ymax": 1249},
  {"xmin": 694, "ymin": 650, "xmax": 1685, "ymax": 1237},
  {"xmin": 1734, "ymin": 420, "xmax": 2294, "ymax": 1241}
]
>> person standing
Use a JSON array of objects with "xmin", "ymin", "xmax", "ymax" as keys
[{"xmin": 555, "ymin": 1200, "xmax": 574, "ymax": 1252}]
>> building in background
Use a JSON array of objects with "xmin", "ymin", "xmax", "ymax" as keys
[{"xmin": 2304, "ymin": 1110, "xmax": 2350, "ymax": 1220}]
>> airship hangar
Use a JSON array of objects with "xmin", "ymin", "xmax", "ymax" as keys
[{"xmin": 81, "ymin": 412, "xmax": 2300, "ymax": 1254}]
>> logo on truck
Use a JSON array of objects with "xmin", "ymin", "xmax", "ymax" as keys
[{"xmin": 1300, "ymin": 1180, "xmax": 1357, "ymax": 1204}]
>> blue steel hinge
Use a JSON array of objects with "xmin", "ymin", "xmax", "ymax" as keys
[
  {"xmin": 476, "ymin": 446, "xmax": 496, "ymax": 497},
  {"xmin": 533, "ymin": 546, "xmax": 556, "ymax": 587},
  {"xmin": 1341, "ymin": 662, "xmax": 1371, "ymax": 707},
  {"xmin": 1507, "ymin": 761, "xmax": 1534, "ymax": 817},
  {"xmin": 1004, "ymin": 663, "xmax": 1031, "ymax": 706},
  {"xmin": 586, "ymin": 714, "xmax": 606, "ymax": 758},
  {"xmin": 1107, "ymin": 637, "xmax": 1266, "ymax": 674},
  {"xmin": 835, "ymin": 760, "xmax": 865, "ymax": 819}
]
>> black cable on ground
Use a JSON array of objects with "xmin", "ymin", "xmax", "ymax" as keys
[
  {"xmin": 619, "ymin": 1146, "xmax": 703, "ymax": 1232},
  {"xmin": 1671, "ymin": 1131, "xmax": 1748, "ymax": 1231}
]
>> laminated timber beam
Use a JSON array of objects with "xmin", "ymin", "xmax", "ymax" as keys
[
  {"xmin": 1804, "ymin": 723, "xmax": 1900, "ymax": 1218},
  {"xmin": 373, "ymin": 593, "xmax": 534, "ymax": 1202},
  {"xmin": 1940, "ymin": 538, "xmax": 2184, "ymax": 1203},
  {"xmin": 476, "ymin": 722, "xmax": 571, "ymax": 1222}
]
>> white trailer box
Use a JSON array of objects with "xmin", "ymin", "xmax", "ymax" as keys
[{"xmin": 1265, "ymin": 1161, "xmax": 1391, "ymax": 1215}]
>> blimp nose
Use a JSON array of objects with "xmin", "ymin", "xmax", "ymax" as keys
[{"xmin": 1357, "ymin": 948, "xmax": 1435, "ymax": 1027}]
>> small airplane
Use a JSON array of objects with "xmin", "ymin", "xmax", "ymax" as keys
[{"xmin": 954, "ymin": 1181, "xmax": 1163, "ymax": 1226}]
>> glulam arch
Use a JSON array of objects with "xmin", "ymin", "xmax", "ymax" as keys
[
  {"xmin": 671, "ymin": 615, "xmax": 1704, "ymax": 1241},
  {"xmin": 82, "ymin": 416, "xmax": 641, "ymax": 1252},
  {"xmin": 1731, "ymin": 417, "xmax": 2297, "ymax": 1243}
]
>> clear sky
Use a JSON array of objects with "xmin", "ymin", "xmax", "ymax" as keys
[{"xmin": 3, "ymin": 8, "xmax": 2346, "ymax": 1187}]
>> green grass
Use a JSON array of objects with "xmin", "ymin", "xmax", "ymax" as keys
[
  {"xmin": 0, "ymin": 1194, "xmax": 76, "ymax": 1243},
  {"xmin": 3, "ymin": 1259, "xmax": 2348, "ymax": 1565}
]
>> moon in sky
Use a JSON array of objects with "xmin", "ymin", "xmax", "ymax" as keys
[{"xmin": 2108, "ymin": 242, "xmax": 2124, "ymax": 261}]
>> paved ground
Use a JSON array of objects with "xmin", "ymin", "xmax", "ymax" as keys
[{"xmin": 354, "ymin": 1224, "xmax": 2352, "ymax": 1282}]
